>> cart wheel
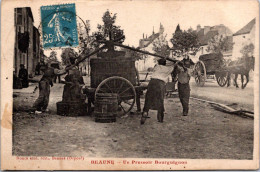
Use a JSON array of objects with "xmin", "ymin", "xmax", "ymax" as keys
[
  {"xmin": 215, "ymin": 72, "xmax": 228, "ymax": 87},
  {"xmin": 194, "ymin": 61, "xmax": 206, "ymax": 87},
  {"xmin": 95, "ymin": 76, "xmax": 136, "ymax": 116}
]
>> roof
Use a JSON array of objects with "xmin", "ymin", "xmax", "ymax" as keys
[
  {"xmin": 198, "ymin": 30, "xmax": 218, "ymax": 46},
  {"xmin": 233, "ymin": 18, "xmax": 255, "ymax": 36},
  {"xmin": 139, "ymin": 33, "xmax": 160, "ymax": 48}
]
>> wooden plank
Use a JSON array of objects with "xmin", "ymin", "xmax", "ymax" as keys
[{"xmin": 190, "ymin": 97, "xmax": 254, "ymax": 119}]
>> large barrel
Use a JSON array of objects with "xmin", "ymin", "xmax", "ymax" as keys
[
  {"xmin": 94, "ymin": 93, "xmax": 118, "ymax": 123},
  {"xmin": 90, "ymin": 58, "xmax": 136, "ymax": 88}
]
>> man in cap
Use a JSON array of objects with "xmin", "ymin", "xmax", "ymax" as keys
[
  {"xmin": 172, "ymin": 54, "xmax": 194, "ymax": 116},
  {"xmin": 62, "ymin": 57, "xmax": 85, "ymax": 103},
  {"xmin": 18, "ymin": 64, "xmax": 29, "ymax": 88},
  {"xmin": 32, "ymin": 62, "xmax": 65, "ymax": 114}
]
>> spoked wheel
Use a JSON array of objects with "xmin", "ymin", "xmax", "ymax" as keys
[
  {"xmin": 95, "ymin": 76, "xmax": 136, "ymax": 116},
  {"xmin": 194, "ymin": 61, "xmax": 206, "ymax": 87},
  {"xmin": 215, "ymin": 72, "xmax": 228, "ymax": 87}
]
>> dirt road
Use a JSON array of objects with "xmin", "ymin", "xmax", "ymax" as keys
[
  {"xmin": 190, "ymin": 78, "xmax": 254, "ymax": 111},
  {"xmin": 13, "ymin": 82, "xmax": 254, "ymax": 159},
  {"xmin": 139, "ymin": 72, "xmax": 254, "ymax": 111}
]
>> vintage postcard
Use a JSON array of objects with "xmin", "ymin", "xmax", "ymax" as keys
[{"xmin": 1, "ymin": 0, "xmax": 259, "ymax": 170}]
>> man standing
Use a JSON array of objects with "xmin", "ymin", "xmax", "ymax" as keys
[
  {"xmin": 18, "ymin": 64, "xmax": 29, "ymax": 88},
  {"xmin": 174, "ymin": 55, "xmax": 194, "ymax": 116},
  {"xmin": 141, "ymin": 59, "xmax": 175, "ymax": 124},
  {"xmin": 32, "ymin": 63, "xmax": 65, "ymax": 114},
  {"xmin": 62, "ymin": 57, "xmax": 85, "ymax": 103}
]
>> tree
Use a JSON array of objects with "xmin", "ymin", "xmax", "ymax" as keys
[
  {"xmin": 240, "ymin": 43, "xmax": 254, "ymax": 57},
  {"xmin": 152, "ymin": 34, "xmax": 170, "ymax": 58},
  {"xmin": 93, "ymin": 10, "xmax": 125, "ymax": 48},
  {"xmin": 207, "ymin": 34, "xmax": 233, "ymax": 54},
  {"xmin": 170, "ymin": 25, "xmax": 200, "ymax": 57},
  {"xmin": 78, "ymin": 20, "xmax": 95, "ymax": 55},
  {"xmin": 175, "ymin": 24, "xmax": 181, "ymax": 34},
  {"xmin": 61, "ymin": 48, "xmax": 78, "ymax": 66}
]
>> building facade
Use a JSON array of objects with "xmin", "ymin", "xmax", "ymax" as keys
[
  {"xmin": 194, "ymin": 24, "xmax": 233, "ymax": 61},
  {"xmin": 14, "ymin": 7, "xmax": 41, "ymax": 77},
  {"xmin": 33, "ymin": 26, "xmax": 41, "ymax": 72},
  {"xmin": 136, "ymin": 23, "xmax": 164, "ymax": 71},
  {"xmin": 232, "ymin": 19, "xmax": 256, "ymax": 60}
]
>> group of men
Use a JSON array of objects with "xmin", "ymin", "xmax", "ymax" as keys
[
  {"xmin": 29, "ymin": 54, "xmax": 194, "ymax": 124},
  {"xmin": 141, "ymin": 55, "xmax": 194, "ymax": 124},
  {"xmin": 32, "ymin": 57, "xmax": 85, "ymax": 114}
]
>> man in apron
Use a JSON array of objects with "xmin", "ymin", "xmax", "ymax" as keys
[{"xmin": 141, "ymin": 59, "xmax": 175, "ymax": 124}]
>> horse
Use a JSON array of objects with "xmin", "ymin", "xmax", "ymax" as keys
[{"xmin": 227, "ymin": 56, "xmax": 255, "ymax": 89}]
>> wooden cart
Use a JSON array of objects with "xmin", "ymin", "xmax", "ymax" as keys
[
  {"xmin": 73, "ymin": 39, "xmax": 178, "ymax": 118},
  {"xmin": 84, "ymin": 55, "xmax": 146, "ymax": 116},
  {"xmin": 194, "ymin": 53, "xmax": 228, "ymax": 87}
]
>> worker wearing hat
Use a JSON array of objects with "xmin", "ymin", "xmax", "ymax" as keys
[
  {"xmin": 18, "ymin": 64, "xmax": 29, "ymax": 88},
  {"xmin": 172, "ymin": 54, "xmax": 194, "ymax": 116},
  {"xmin": 32, "ymin": 62, "xmax": 65, "ymax": 114},
  {"xmin": 62, "ymin": 56, "xmax": 85, "ymax": 103}
]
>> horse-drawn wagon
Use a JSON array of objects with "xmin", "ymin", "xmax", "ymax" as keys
[{"xmin": 193, "ymin": 53, "xmax": 228, "ymax": 87}]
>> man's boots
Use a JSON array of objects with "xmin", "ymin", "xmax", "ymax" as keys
[{"xmin": 141, "ymin": 112, "xmax": 149, "ymax": 125}]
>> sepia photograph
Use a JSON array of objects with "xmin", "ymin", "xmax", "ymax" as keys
[{"xmin": 1, "ymin": 0, "xmax": 259, "ymax": 170}]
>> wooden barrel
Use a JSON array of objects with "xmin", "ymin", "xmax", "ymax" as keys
[
  {"xmin": 94, "ymin": 93, "xmax": 118, "ymax": 123},
  {"xmin": 56, "ymin": 101, "xmax": 88, "ymax": 116}
]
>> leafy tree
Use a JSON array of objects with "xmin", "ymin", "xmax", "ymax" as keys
[
  {"xmin": 152, "ymin": 34, "xmax": 170, "ymax": 58},
  {"xmin": 170, "ymin": 25, "xmax": 200, "ymax": 57},
  {"xmin": 175, "ymin": 24, "xmax": 181, "ymax": 34},
  {"xmin": 78, "ymin": 20, "xmax": 95, "ymax": 56},
  {"xmin": 240, "ymin": 43, "xmax": 254, "ymax": 57},
  {"xmin": 94, "ymin": 10, "xmax": 125, "ymax": 48},
  {"xmin": 61, "ymin": 48, "xmax": 78, "ymax": 66},
  {"xmin": 207, "ymin": 34, "xmax": 233, "ymax": 54}
]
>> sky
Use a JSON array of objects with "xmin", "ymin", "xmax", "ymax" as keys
[{"xmin": 29, "ymin": 0, "xmax": 258, "ymax": 59}]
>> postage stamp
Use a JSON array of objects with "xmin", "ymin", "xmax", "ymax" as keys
[{"xmin": 40, "ymin": 3, "xmax": 79, "ymax": 49}]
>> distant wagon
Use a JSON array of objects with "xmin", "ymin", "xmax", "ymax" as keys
[{"xmin": 193, "ymin": 53, "xmax": 228, "ymax": 87}]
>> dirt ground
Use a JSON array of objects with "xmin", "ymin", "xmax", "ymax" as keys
[{"xmin": 12, "ymin": 84, "xmax": 253, "ymax": 159}]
